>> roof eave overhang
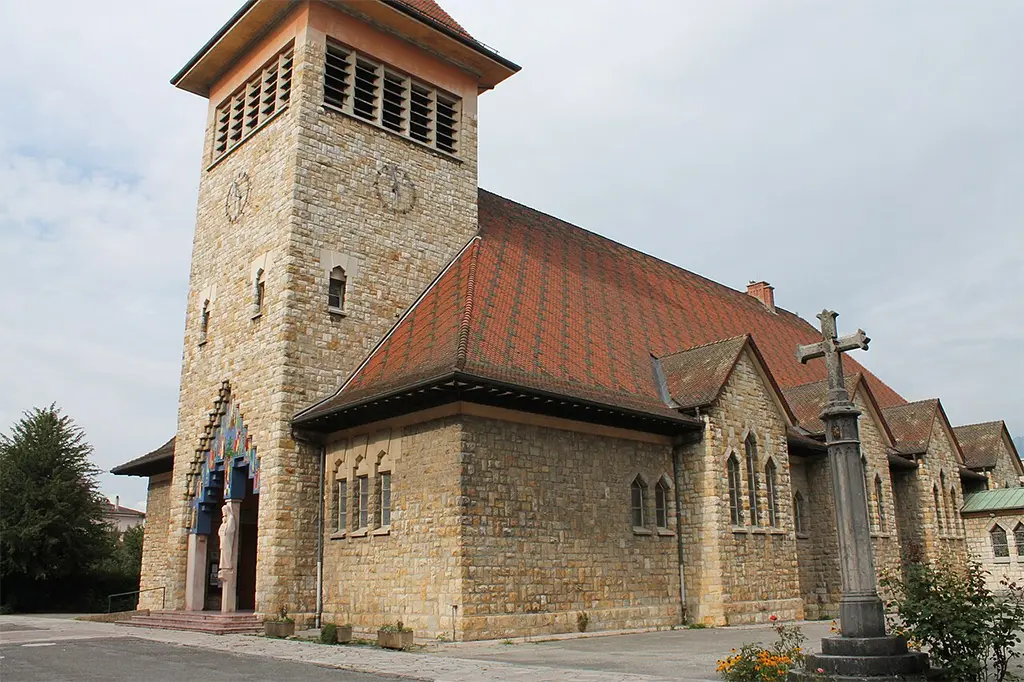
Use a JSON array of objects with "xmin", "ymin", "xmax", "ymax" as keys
[
  {"xmin": 171, "ymin": 0, "xmax": 520, "ymax": 98},
  {"xmin": 294, "ymin": 372, "xmax": 702, "ymax": 437},
  {"xmin": 111, "ymin": 457, "xmax": 174, "ymax": 477},
  {"xmin": 959, "ymin": 466, "xmax": 988, "ymax": 484}
]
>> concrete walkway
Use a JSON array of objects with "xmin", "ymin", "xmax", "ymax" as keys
[{"xmin": 0, "ymin": 614, "xmax": 835, "ymax": 681}]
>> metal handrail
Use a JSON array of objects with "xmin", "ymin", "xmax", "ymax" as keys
[{"xmin": 107, "ymin": 586, "xmax": 166, "ymax": 613}]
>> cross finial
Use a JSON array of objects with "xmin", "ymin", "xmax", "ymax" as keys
[{"xmin": 796, "ymin": 309, "xmax": 870, "ymax": 407}]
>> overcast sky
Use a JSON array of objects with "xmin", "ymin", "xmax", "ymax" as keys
[{"xmin": 1, "ymin": 0, "xmax": 1022, "ymax": 510}]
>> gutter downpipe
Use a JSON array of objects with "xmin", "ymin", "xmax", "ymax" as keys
[{"xmin": 316, "ymin": 443, "xmax": 325, "ymax": 629}]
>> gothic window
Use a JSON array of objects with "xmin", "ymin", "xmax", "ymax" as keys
[
  {"xmin": 376, "ymin": 471, "xmax": 392, "ymax": 527},
  {"xmin": 357, "ymin": 475, "xmax": 369, "ymax": 529},
  {"xmin": 765, "ymin": 459, "xmax": 779, "ymax": 528},
  {"xmin": 323, "ymin": 41, "xmax": 461, "ymax": 156},
  {"xmin": 745, "ymin": 435, "xmax": 760, "ymax": 526},
  {"xmin": 655, "ymin": 479, "xmax": 669, "ymax": 529},
  {"xmin": 875, "ymin": 475, "xmax": 886, "ymax": 532},
  {"xmin": 336, "ymin": 479, "xmax": 347, "ymax": 533},
  {"xmin": 328, "ymin": 266, "xmax": 347, "ymax": 312},
  {"xmin": 950, "ymin": 487, "xmax": 960, "ymax": 535},
  {"xmin": 631, "ymin": 476, "xmax": 647, "ymax": 528},
  {"xmin": 991, "ymin": 525, "xmax": 1009, "ymax": 559},
  {"xmin": 793, "ymin": 491, "xmax": 807, "ymax": 535},
  {"xmin": 727, "ymin": 455, "xmax": 743, "ymax": 526},
  {"xmin": 252, "ymin": 268, "xmax": 265, "ymax": 318},
  {"xmin": 199, "ymin": 299, "xmax": 210, "ymax": 345},
  {"xmin": 933, "ymin": 485, "xmax": 944, "ymax": 534},
  {"xmin": 1015, "ymin": 523, "xmax": 1024, "ymax": 557},
  {"xmin": 213, "ymin": 45, "xmax": 293, "ymax": 161},
  {"xmin": 940, "ymin": 471, "xmax": 950, "ymax": 533}
]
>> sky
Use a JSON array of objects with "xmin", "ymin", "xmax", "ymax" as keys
[{"xmin": 1, "ymin": 0, "xmax": 1022, "ymax": 511}]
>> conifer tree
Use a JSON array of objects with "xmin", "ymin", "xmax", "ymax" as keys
[{"xmin": 0, "ymin": 405, "xmax": 111, "ymax": 610}]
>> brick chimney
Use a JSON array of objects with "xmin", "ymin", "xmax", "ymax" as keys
[{"xmin": 746, "ymin": 281, "xmax": 775, "ymax": 313}]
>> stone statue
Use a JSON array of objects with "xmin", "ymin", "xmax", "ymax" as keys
[{"xmin": 218, "ymin": 501, "xmax": 238, "ymax": 577}]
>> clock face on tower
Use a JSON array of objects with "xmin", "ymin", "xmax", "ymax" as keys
[{"xmin": 374, "ymin": 164, "xmax": 416, "ymax": 214}]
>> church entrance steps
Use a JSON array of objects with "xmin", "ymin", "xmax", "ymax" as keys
[{"xmin": 115, "ymin": 610, "xmax": 263, "ymax": 635}]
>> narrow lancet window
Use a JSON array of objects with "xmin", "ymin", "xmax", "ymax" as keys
[
  {"xmin": 655, "ymin": 479, "xmax": 669, "ymax": 529},
  {"xmin": 745, "ymin": 435, "xmax": 759, "ymax": 525},
  {"xmin": 328, "ymin": 266, "xmax": 347, "ymax": 312},
  {"xmin": 631, "ymin": 476, "xmax": 647, "ymax": 528},
  {"xmin": 992, "ymin": 525, "xmax": 1009, "ymax": 558},
  {"xmin": 765, "ymin": 459, "xmax": 779, "ymax": 527},
  {"xmin": 727, "ymin": 455, "xmax": 743, "ymax": 526}
]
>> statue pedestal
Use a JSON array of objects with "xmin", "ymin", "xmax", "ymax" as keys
[{"xmin": 790, "ymin": 636, "xmax": 928, "ymax": 681}]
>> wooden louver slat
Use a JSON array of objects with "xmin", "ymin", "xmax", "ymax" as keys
[{"xmin": 324, "ymin": 43, "xmax": 351, "ymax": 109}]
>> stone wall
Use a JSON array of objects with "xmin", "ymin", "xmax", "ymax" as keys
[
  {"xmin": 139, "ymin": 473, "xmax": 172, "ymax": 610},
  {"xmin": 917, "ymin": 418, "xmax": 969, "ymax": 562},
  {"xmin": 321, "ymin": 418, "xmax": 464, "ymax": 635},
  {"xmin": 851, "ymin": 387, "xmax": 902, "ymax": 587},
  {"xmin": 964, "ymin": 512, "xmax": 1024, "ymax": 594},
  {"xmin": 986, "ymin": 435, "xmax": 1022, "ymax": 490},
  {"xmin": 791, "ymin": 456, "xmax": 840, "ymax": 620},
  {"xmin": 458, "ymin": 414, "xmax": 681, "ymax": 640},
  {"xmin": 689, "ymin": 350, "xmax": 803, "ymax": 625}
]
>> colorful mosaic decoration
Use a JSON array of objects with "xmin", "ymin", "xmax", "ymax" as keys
[{"xmin": 192, "ymin": 401, "xmax": 259, "ymax": 506}]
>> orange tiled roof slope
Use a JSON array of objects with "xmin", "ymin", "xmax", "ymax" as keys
[
  {"xmin": 303, "ymin": 190, "xmax": 906, "ymax": 422},
  {"xmin": 396, "ymin": 0, "xmax": 474, "ymax": 40},
  {"xmin": 882, "ymin": 399, "xmax": 940, "ymax": 455},
  {"xmin": 784, "ymin": 374, "xmax": 863, "ymax": 435},
  {"xmin": 955, "ymin": 421, "xmax": 1012, "ymax": 470}
]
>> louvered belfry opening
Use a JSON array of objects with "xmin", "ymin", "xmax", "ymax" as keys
[
  {"xmin": 213, "ymin": 44, "xmax": 294, "ymax": 161},
  {"xmin": 322, "ymin": 40, "xmax": 460, "ymax": 156}
]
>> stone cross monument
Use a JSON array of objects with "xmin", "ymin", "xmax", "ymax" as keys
[{"xmin": 792, "ymin": 310, "xmax": 927, "ymax": 680}]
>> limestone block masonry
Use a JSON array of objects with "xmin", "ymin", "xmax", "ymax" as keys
[
  {"xmin": 139, "ymin": 473, "xmax": 172, "ymax": 610},
  {"xmin": 965, "ymin": 513, "xmax": 1024, "ymax": 594},
  {"xmin": 157, "ymin": 4, "xmax": 483, "ymax": 623}
]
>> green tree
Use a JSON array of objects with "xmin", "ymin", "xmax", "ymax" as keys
[{"xmin": 0, "ymin": 405, "xmax": 111, "ymax": 611}]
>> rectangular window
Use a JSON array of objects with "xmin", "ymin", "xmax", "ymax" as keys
[
  {"xmin": 336, "ymin": 479, "xmax": 347, "ymax": 533},
  {"xmin": 358, "ymin": 475, "xmax": 369, "ymax": 529},
  {"xmin": 378, "ymin": 472, "xmax": 391, "ymax": 527},
  {"xmin": 323, "ymin": 41, "xmax": 461, "ymax": 156},
  {"xmin": 213, "ymin": 44, "xmax": 294, "ymax": 162}
]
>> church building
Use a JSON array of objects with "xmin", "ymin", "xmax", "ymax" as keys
[{"xmin": 113, "ymin": 0, "xmax": 1024, "ymax": 639}]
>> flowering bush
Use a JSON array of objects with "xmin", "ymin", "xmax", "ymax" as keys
[{"xmin": 717, "ymin": 618, "xmax": 805, "ymax": 682}]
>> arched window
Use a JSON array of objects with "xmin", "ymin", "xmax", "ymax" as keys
[
  {"xmin": 745, "ymin": 434, "xmax": 760, "ymax": 526},
  {"xmin": 765, "ymin": 459, "xmax": 779, "ymax": 527},
  {"xmin": 252, "ymin": 268, "xmax": 265, "ymax": 317},
  {"xmin": 991, "ymin": 525, "xmax": 1009, "ymax": 558},
  {"xmin": 950, "ymin": 487, "xmax": 960, "ymax": 535},
  {"xmin": 328, "ymin": 265, "xmax": 347, "ymax": 311},
  {"xmin": 875, "ymin": 475, "xmax": 886, "ymax": 531},
  {"xmin": 199, "ymin": 299, "xmax": 211, "ymax": 345},
  {"xmin": 933, "ymin": 485, "xmax": 944, "ymax": 534},
  {"xmin": 1015, "ymin": 523, "xmax": 1024, "ymax": 557},
  {"xmin": 793, "ymin": 491, "xmax": 806, "ymax": 535},
  {"xmin": 631, "ymin": 476, "xmax": 647, "ymax": 528},
  {"xmin": 655, "ymin": 479, "xmax": 670, "ymax": 529},
  {"xmin": 727, "ymin": 455, "xmax": 743, "ymax": 526},
  {"xmin": 940, "ymin": 471, "xmax": 951, "ymax": 533}
]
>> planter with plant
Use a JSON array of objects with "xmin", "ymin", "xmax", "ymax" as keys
[
  {"xmin": 377, "ymin": 621, "xmax": 414, "ymax": 650},
  {"xmin": 264, "ymin": 606, "xmax": 295, "ymax": 639},
  {"xmin": 319, "ymin": 622, "xmax": 353, "ymax": 644}
]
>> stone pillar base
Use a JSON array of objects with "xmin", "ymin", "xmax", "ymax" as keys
[{"xmin": 789, "ymin": 636, "xmax": 928, "ymax": 681}]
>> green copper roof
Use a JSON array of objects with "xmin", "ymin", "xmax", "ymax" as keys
[{"xmin": 962, "ymin": 488, "xmax": 1024, "ymax": 514}]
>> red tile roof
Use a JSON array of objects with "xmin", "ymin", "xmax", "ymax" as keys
[
  {"xmin": 300, "ymin": 190, "xmax": 906, "ymax": 425},
  {"xmin": 954, "ymin": 421, "xmax": 1019, "ymax": 471},
  {"xmin": 882, "ymin": 400, "xmax": 939, "ymax": 455},
  {"xmin": 660, "ymin": 336, "xmax": 750, "ymax": 410},
  {"xmin": 394, "ymin": 0, "xmax": 474, "ymax": 40}
]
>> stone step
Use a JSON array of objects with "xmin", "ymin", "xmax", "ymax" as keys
[
  {"xmin": 805, "ymin": 651, "xmax": 929, "ymax": 677},
  {"xmin": 115, "ymin": 610, "xmax": 263, "ymax": 635}
]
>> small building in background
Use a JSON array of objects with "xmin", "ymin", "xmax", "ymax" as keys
[
  {"xmin": 103, "ymin": 496, "xmax": 146, "ymax": 533},
  {"xmin": 962, "ymin": 488, "xmax": 1024, "ymax": 594}
]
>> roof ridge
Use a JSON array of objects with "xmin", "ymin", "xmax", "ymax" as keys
[
  {"xmin": 658, "ymin": 334, "xmax": 749, "ymax": 358},
  {"xmin": 954, "ymin": 419, "xmax": 1005, "ymax": 430},
  {"xmin": 883, "ymin": 397, "xmax": 938, "ymax": 411},
  {"xmin": 455, "ymin": 238, "xmax": 480, "ymax": 371}
]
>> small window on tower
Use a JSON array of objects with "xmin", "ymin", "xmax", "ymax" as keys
[{"xmin": 328, "ymin": 266, "xmax": 346, "ymax": 313}]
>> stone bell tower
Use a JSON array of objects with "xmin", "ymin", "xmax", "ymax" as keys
[{"xmin": 155, "ymin": 0, "xmax": 518, "ymax": 620}]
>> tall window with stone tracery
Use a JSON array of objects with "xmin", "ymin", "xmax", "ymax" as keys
[
  {"xmin": 933, "ymin": 485, "xmax": 944, "ymax": 534},
  {"xmin": 992, "ymin": 524, "xmax": 1009, "ymax": 558},
  {"xmin": 631, "ymin": 476, "xmax": 647, "ymax": 528},
  {"xmin": 874, "ymin": 475, "xmax": 886, "ymax": 532},
  {"xmin": 727, "ymin": 455, "xmax": 742, "ymax": 526},
  {"xmin": 765, "ymin": 459, "xmax": 779, "ymax": 527},
  {"xmin": 745, "ymin": 435, "xmax": 759, "ymax": 526}
]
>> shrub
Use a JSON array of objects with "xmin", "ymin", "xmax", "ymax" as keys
[
  {"xmin": 320, "ymin": 623, "xmax": 337, "ymax": 644},
  {"xmin": 379, "ymin": 620, "xmax": 412, "ymax": 633},
  {"xmin": 577, "ymin": 611, "xmax": 590, "ymax": 633},
  {"xmin": 881, "ymin": 557, "xmax": 1024, "ymax": 682},
  {"xmin": 717, "ymin": 617, "xmax": 805, "ymax": 682}
]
